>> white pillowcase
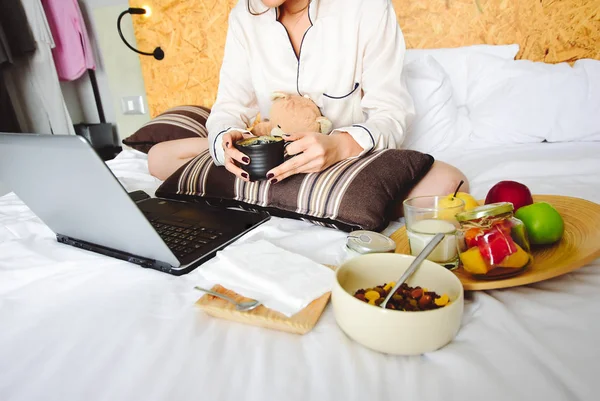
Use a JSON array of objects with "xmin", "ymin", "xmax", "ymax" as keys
[
  {"xmin": 552, "ymin": 59, "xmax": 600, "ymax": 143},
  {"xmin": 401, "ymin": 44, "xmax": 600, "ymax": 151},
  {"xmin": 402, "ymin": 55, "xmax": 458, "ymax": 154},
  {"xmin": 405, "ymin": 44, "xmax": 520, "ymax": 106},
  {"xmin": 465, "ymin": 53, "xmax": 600, "ymax": 145}
]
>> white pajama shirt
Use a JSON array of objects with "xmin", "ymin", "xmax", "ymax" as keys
[{"xmin": 206, "ymin": 0, "xmax": 415, "ymax": 166}]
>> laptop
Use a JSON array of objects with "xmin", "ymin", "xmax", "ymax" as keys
[{"xmin": 0, "ymin": 133, "xmax": 270, "ymax": 275}]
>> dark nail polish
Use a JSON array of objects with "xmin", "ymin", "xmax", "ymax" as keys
[
  {"xmin": 266, "ymin": 173, "xmax": 274, "ymax": 179},
  {"xmin": 242, "ymin": 157, "xmax": 250, "ymax": 164},
  {"xmin": 270, "ymin": 179, "xmax": 278, "ymax": 184},
  {"xmin": 241, "ymin": 172, "xmax": 248, "ymax": 179}
]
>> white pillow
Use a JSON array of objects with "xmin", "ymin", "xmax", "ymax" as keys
[
  {"xmin": 550, "ymin": 59, "xmax": 600, "ymax": 143},
  {"xmin": 465, "ymin": 53, "xmax": 600, "ymax": 145},
  {"xmin": 405, "ymin": 44, "xmax": 520, "ymax": 106},
  {"xmin": 403, "ymin": 55, "xmax": 458, "ymax": 154}
]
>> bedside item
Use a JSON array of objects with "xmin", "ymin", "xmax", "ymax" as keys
[
  {"xmin": 249, "ymin": 92, "xmax": 333, "ymax": 137},
  {"xmin": 194, "ymin": 286, "xmax": 261, "ymax": 312},
  {"xmin": 403, "ymin": 195, "xmax": 465, "ymax": 269},
  {"xmin": 332, "ymin": 253, "xmax": 464, "ymax": 355},
  {"xmin": 345, "ymin": 230, "xmax": 397, "ymax": 257},
  {"xmin": 122, "ymin": 105, "xmax": 211, "ymax": 153},
  {"xmin": 195, "ymin": 283, "xmax": 332, "ymax": 335},
  {"xmin": 197, "ymin": 240, "xmax": 334, "ymax": 317},
  {"xmin": 156, "ymin": 148, "xmax": 435, "ymax": 232},
  {"xmin": 127, "ymin": 190, "xmax": 151, "ymax": 203},
  {"xmin": 380, "ymin": 233, "xmax": 445, "ymax": 309},
  {"xmin": 392, "ymin": 195, "xmax": 600, "ymax": 291},
  {"xmin": 233, "ymin": 136, "xmax": 285, "ymax": 181},
  {"xmin": 117, "ymin": 7, "xmax": 164, "ymax": 60},
  {"xmin": 195, "ymin": 240, "xmax": 335, "ymax": 334},
  {"xmin": 0, "ymin": 133, "xmax": 270, "ymax": 276},
  {"xmin": 456, "ymin": 202, "xmax": 532, "ymax": 280}
]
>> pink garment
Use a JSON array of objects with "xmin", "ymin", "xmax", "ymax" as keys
[{"xmin": 41, "ymin": 0, "xmax": 96, "ymax": 81}]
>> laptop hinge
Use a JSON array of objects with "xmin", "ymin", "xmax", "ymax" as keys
[{"xmin": 56, "ymin": 234, "xmax": 174, "ymax": 272}]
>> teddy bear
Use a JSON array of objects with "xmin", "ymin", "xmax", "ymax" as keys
[{"xmin": 250, "ymin": 92, "xmax": 333, "ymax": 137}]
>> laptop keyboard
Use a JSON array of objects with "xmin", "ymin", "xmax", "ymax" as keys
[{"xmin": 150, "ymin": 219, "xmax": 222, "ymax": 260}]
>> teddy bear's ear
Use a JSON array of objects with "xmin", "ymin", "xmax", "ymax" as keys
[
  {"xmin": 317, "ymin": 117, "xmax": 333, "ymax": 134},
  {"xmin": 250, "ymin": 121, "xmax": 274, "ymax": 137},
  {"xmin": 271, "ymin": 92, "xmax": 289, "ymax": 101}
]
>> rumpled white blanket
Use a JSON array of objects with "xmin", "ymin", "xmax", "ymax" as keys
[{"xmin": 1, "ymin": 143, "xmax": 599, "ymax": 401}]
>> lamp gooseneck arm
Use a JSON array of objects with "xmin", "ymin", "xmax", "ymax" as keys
[{"xmin": 117, "ymin": 9, "xmax": 164, "ymax": 60}]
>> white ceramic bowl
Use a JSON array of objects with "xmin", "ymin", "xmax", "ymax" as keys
[{"xmin": 332, "ymin": 253, "xmax": 464, "ymax": 355}]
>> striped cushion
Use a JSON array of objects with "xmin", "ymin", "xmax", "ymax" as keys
[
  {"xmin": 122, "ymin": 105, "xmax": 210, "ymax": 153},
  {"xmin": 155, "ymin": 149, "xmax": 434, "ymax": 232}
]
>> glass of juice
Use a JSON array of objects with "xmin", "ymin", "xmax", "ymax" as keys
[{"xmin": 403, "ymin": 195, "xmax": 465, "ymax": 269}]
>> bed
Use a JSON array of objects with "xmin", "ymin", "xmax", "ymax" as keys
[
  {"xmin": 1, "ymin": 139, "xmax": 599, "ymax": 401},
  {"xmin": 3, "ymin": 0, "xmax": 600, "ymax": 398}
]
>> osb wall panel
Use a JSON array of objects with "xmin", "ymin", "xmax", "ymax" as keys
[{"xmin": 129, "ymin": 0, "xmax": 600, "ymax": 117}]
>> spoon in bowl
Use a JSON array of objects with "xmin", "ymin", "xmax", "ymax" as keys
[
  {"xmin": 194, "ymin": 286, "xmax": 262, "ymax": 312},
  {"xmin": 380, "ymin": 233, "xmax": 446, "ymax": 309}
]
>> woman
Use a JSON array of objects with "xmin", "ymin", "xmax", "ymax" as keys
[{"xmin": 148, "ymin": 0, "xmax": 468, "ymax": 197}]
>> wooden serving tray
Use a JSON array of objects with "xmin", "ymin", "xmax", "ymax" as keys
[
  {"xmin": 195, "ymin": 266, "xmax": 335, "ymax": 335},
  {"xmin": 391, "ymin": 195, "xmax": 600, "ymax": 291}
]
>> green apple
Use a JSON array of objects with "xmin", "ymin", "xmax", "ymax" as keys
[{"xmin": 515, "ymin": 202, "xmax": 564, "ymax": 245}]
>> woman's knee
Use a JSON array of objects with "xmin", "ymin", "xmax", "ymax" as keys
[
  {"xmin": 147, "ymin": 142, "xmax": 169, "ymax": 180},
  {"xmin": 434, "ymin": 161, "xmax": 469, "ymax": 194},
  {"xmin": 408, "ymin": 161, "xmax": 469, "ymax": 198}
]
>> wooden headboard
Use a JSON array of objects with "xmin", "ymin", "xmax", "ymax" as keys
[{"xmin": 129, "ymin": 0, "xmax": 600, "ymax": 117}]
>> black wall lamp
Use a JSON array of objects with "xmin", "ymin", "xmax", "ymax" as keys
[{"xmin": 117, "ymin": 7, "xmax": 164, "ymax": 60}]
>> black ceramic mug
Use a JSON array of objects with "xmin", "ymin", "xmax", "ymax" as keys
[{"xmin": 234, "ymin": 136, "xmax": 285, "ymax": 181}]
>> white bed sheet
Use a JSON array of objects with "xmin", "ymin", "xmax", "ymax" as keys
[{"xmin": 1, "ymin": 142, "xmax": 599, "ymax": 401}]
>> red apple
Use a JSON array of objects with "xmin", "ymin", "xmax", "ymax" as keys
[{"xmin": 485, "ymin": 180, "xmax": 534, "ymax": 212}]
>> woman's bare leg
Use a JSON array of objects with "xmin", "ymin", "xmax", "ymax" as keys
[
  {"xmin": 147, "ymin": 137, "xmax": 209, "ymax": 181},
  {"xmin": 391, "ymin": 161, "xmax": 469, "ymax": 219},
  {"xmin": 407, "ymin": 160, "xmax": 469, "ymax": 199}
]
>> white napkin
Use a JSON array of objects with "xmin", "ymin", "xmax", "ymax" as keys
[{"xmin": 198, "ymin": 240, "xmax": 334, "ymax": 317}]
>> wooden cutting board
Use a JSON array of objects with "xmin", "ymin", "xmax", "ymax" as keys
[
  {"xmin": 391, "ymin": 195, "xmax": 600, "ymax": 291},
  {"xmin": 195, "ymin": 266, "xmax": 335, "ymax": 335}
]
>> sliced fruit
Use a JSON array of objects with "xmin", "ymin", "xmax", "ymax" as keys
[
  {"xmin": 435, "ymin": 294, "xmax": 449, "ymax": 306},
  {"xmin": 459, "ymin": 247, "xmax": 491, "ymax": 275},
  {"xmin": 498, "ymin": 243, "xmax": 531, "ymax": 269},
  {"xmin": 464, "ymin": 227, "xmax": 484, "ymax": 248},
  {"xmin": 364, "ymin": 290, "xmax": 380, "ymax": 302},
  {"xmin": 477, "ymin": 226, "xmax": 517, "ymax": 265},
  {"xmin": 510, "ymin": 220, "xmax": 531, "ymax": 252},
  {"xmin": 493, "ymin": 219, "xmax": 513, "ymax": 236}
]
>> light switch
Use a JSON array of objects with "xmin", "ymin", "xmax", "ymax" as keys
[{"xmin": 121, "ymin": 96, "xmax": 146, "ymax": 115}]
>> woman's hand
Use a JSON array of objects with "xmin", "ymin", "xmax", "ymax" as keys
[
  {"xmin": 266, "ymin": 131, "xmax": 363, "ymax": 183},
  {"xmin": 222, "ymin": 130, "xmax": 253, "ymax": 181}
]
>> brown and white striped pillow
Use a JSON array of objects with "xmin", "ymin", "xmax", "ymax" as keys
[
  {"xmin": 122, "ymin": 105, "xmax": 210, "ymax": 153},
  {"xmin": 155, "ymin": 149, "xmax": 434, "ymax": 232}
]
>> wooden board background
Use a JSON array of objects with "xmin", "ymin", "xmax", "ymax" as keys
[{"xmin": 128, "ymin": 0, "xmax": 600, "ymax": 117}]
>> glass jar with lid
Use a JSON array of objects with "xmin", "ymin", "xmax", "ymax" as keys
[
  {"xmin": 345, "ymin": 230, "xmax": 397, "ymax": 259},
  {"xmin": 455, "ymin": 202, "xmax": 533, "ymax": 279}
]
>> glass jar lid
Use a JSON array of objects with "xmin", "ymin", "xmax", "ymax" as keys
[
  {"xmin": 456, "ymin": 202, "xmax": 514, "ymax": 222},
  {"xmin": 346, "ymin": 230, "xmax": 397, "ymax": 254}
]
